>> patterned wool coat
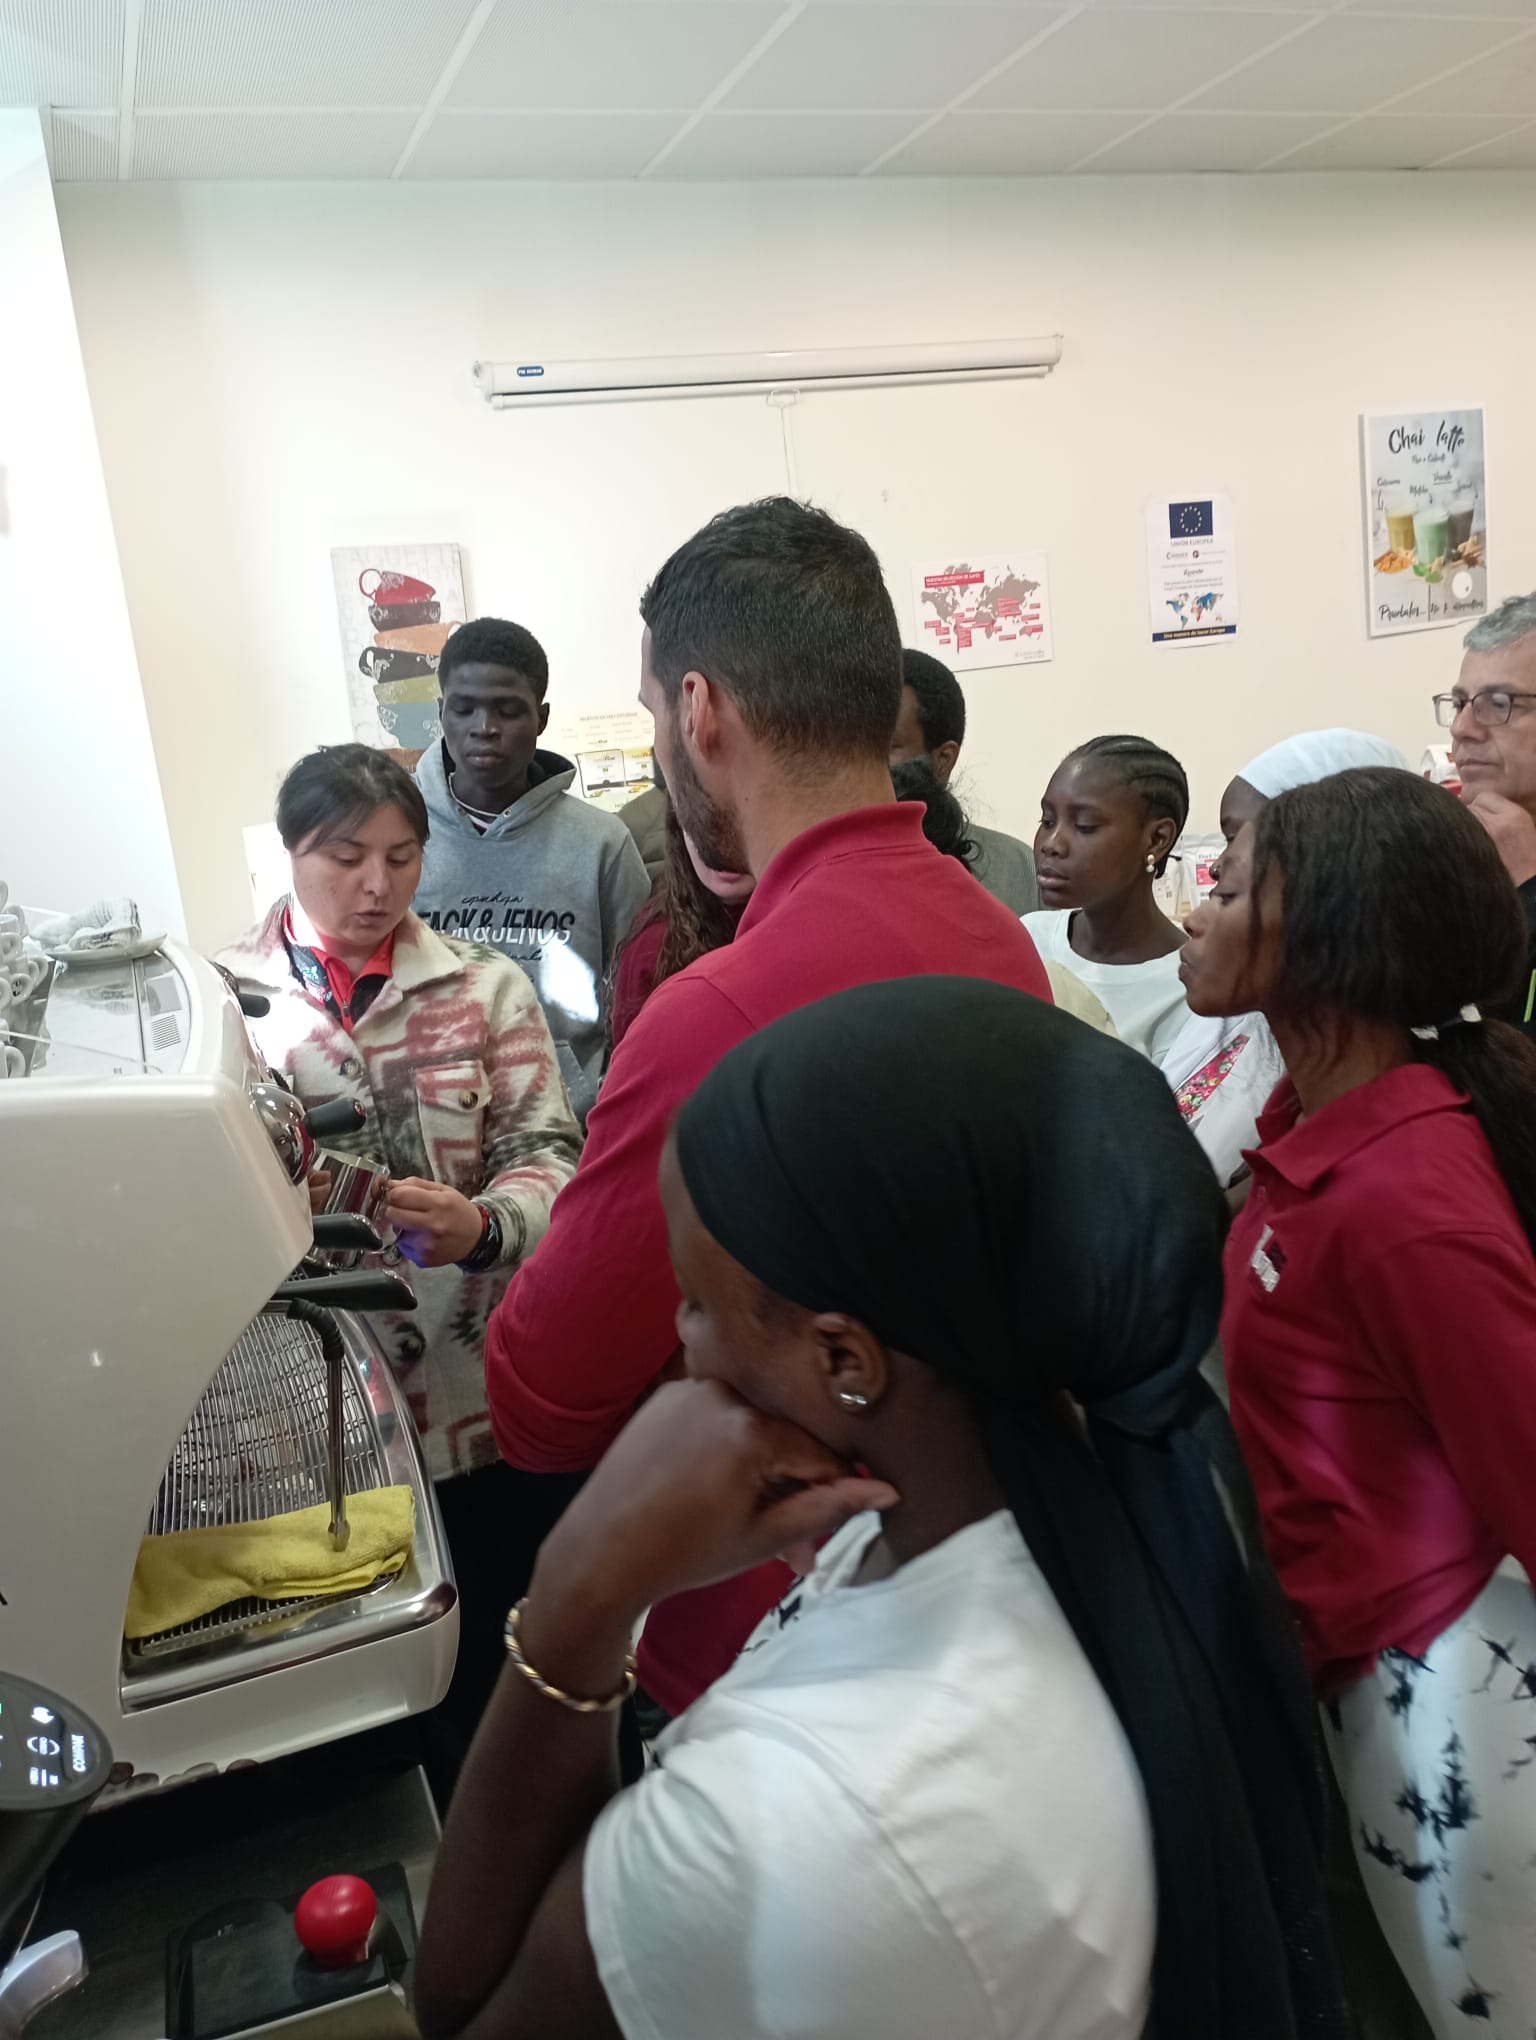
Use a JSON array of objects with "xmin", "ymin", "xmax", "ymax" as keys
[{"xmin": 222, "ymin": 903, "xmax": 582, "ymax": 1480}]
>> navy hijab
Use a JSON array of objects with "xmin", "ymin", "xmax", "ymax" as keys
[{"xmin": 674, "ymin": 977, "xmax": 1346, "ymax": 2040}]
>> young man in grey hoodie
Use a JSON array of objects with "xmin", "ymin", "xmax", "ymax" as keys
[{"xmin": 412, "ymin": 618, "xmax": 650, "ymax": 1119}]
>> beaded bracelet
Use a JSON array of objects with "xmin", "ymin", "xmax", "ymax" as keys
[{"xmin": 502, "ymin": 1597, "xmax": 638, "ymax": 1716}]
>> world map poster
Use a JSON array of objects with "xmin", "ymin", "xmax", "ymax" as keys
[{"xmin": 910, "ymin": 552, "xmax": 1054, "ymax": 672}]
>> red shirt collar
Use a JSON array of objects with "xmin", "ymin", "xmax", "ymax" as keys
[
  {"xmin": 737, "ymin": 803, "xmax": 926, "ymax": 938},
  {"xmin": 1250, "ymin": 1062, "xmax": 1470, "ymax": 1192},
  {"xmin": 282, "ymin": 906, "xmax": 395, "ymax": 1009}
]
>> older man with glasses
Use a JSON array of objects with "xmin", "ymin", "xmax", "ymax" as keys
[{"xmin": 1434, "ymin": 591, "xmax": 1536, "ymax": 1034}]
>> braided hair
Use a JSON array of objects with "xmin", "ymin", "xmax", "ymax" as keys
[{"xmin": 1067, "ymin": 734, "xmax": 1189, "ymax": 877}]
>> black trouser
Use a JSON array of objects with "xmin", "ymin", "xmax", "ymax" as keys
[
  {"xmin": 421, "ymin": 1461, "xmax": 643, "ymax": 1810},
  {"xmin": 422, "ymin": 1461, "xmax": 588, "ymax": 1808}
]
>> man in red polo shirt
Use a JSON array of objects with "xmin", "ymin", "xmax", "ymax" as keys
[{"xmin": 485, "ymin": 496, "xmax": 1051, "ymax": 1717}]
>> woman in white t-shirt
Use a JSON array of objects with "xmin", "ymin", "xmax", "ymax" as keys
[
  {"xmin": 1024, "ymin": 734, "xmax": 1191, "ymax": 1065},
  {"xmin": 415, "ymin": 979, "xmax": 1346, "ymax": 2040},
  {"xmin": 1163, "ymin": 728, "xmax": 1411, "ymax": 1191}
]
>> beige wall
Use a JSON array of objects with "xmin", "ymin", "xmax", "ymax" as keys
[
  {"xmin": 55, "ymin": 169, "xmax": 1536, "ymax": 950},
  {"xmin": 0, "ymin": 114, "xmax": 182, "ymax": 932}
]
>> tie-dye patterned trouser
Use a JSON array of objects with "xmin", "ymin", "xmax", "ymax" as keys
[{"xmin": 1326, "ymin": 1564, "xmax": 1536, "ymax": 2037}]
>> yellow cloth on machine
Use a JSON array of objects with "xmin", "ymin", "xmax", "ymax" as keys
[{"xmin": 125, "ymin": 1487, "xmax": 416, "ymax": 1640}]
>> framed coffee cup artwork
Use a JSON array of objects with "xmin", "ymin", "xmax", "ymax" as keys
[
  {"xmin": 331, "ymin": 544, "xmax": 468, "ymax": 750},
  {"xmin": 1361, "ymin": 407, "xmax": 1487, "ymax": 639}
]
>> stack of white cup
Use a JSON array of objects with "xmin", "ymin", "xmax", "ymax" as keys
[{"xmin": 0, "ymin": 882, "xmax": 47, "ymax": 1078}]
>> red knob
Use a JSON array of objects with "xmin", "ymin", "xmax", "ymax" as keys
[{"xmin": 295, "ymin": 1875, "xmax": 377, "ymax": 1969}]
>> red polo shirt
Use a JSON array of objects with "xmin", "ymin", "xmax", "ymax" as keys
[
  {"xmin": 1222, "ymin": 1065, "xmax": 1536, "ymax": 1694},
  {"xmin": 282, "ymin": 907, "xmax": 395, "ymax": 1032},
  {"xmin": 486, "ymin": 801, "xmax": 1050, "ymax": 1713}
]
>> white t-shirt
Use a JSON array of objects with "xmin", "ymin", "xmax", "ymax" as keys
[
  {"xmin": 1023, "ymin": 910, "xmax": 1189, "ymax": 1068},
  {"xmin": 1160, "ymin": 1008, "xmax": 1287, "ymax": 1189},
  {"xmin": 584, "ymin": 1510, "xmax": 1154, "ymax": 2040}
]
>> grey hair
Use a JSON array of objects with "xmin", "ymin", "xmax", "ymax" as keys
[{"xmin": 1464, "ymin": 592, "xmax": 1536, "ymax": 653}]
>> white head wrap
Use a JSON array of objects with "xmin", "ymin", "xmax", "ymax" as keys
[{"xmin": 1237, "ymin": 728, "xmax": 1409, "ymax": 800}]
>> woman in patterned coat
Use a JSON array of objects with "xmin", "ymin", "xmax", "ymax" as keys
[{"xmin": 223, "ymin": 743, "xmax": 582, "ymax": 1793}]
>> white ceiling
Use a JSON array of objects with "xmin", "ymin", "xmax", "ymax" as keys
[{"xmin": 8, "ymin": 0, "xmax": 1536, "ymax": 181}]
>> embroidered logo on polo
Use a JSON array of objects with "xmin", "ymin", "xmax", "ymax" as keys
[{"xmin": 1250, "ymin": 1223, "xmax": 1287, "ymax": 1294}]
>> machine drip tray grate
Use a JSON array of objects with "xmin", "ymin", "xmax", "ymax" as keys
[
  {"xmin": 126, "ymin": 1575, "xmax": 393, "ymax": 1660},
  {"xmin": 126, "ymin": 1312, "xmax": 392, "ymax": 1658}
]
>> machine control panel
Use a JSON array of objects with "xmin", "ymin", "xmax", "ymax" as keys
[{"xmin": 0, "ymin": 1676, "xmax": 111, "ymax": 1809}]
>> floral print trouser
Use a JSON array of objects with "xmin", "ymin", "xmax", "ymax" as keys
[{"xmin": 1326, "ymin": 1565, "xmax": 1536, "ymax": 2036}]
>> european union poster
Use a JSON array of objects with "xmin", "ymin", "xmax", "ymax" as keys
[{"xmin": 1144, "ymin": 493, "xmax": 1239, "ymax": 646}]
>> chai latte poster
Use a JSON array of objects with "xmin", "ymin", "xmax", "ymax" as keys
[{"xmin": 1361, "ymin": 408, "xmax": 1487, "ymax": 639}]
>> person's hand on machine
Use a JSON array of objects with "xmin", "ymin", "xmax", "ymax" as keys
[
  {"xmin": 307, "ymin": 1167, "xmax": 333, "ymax": 1216},
  {"xmin": 385, "ymin": 1177, "xmax": 486, "ymax": 1267}
]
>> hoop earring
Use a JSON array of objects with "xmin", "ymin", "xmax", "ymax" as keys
[{"xmin": 837, "ymin": 1390, "xmax": 869, "ymax": 1410}]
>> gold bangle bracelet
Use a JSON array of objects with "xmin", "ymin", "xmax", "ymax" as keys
[{"xmin": 502, "ymin": 1597, "xmax": 638, "ymax": 1716}]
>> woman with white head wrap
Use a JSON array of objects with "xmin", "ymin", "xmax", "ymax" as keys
[
  {"xmin": 1221, "ymin": 729, "xmax": 1411, "ymax": 841},
  {"xmin": 1165, "ymin": 730, "xmax": 1411, "ymax": 1196}
]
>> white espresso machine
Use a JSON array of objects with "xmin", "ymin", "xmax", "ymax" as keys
[{"xmin": 0, "ymin": 935, "xmax": 457, "ymax": 1797}]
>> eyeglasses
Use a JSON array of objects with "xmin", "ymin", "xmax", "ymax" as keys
[{"xmin": 1432, "ymin": 688, "xmax": 1536, "ymax": 729}]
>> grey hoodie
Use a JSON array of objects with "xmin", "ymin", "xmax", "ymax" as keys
[{"xmin": 413, "ymin": 742, "xmax": 650, "ymax": 1118}]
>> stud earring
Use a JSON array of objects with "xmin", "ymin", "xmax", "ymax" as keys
[
  {"xmin": 1145, "ymin": 854, "xmax": 1157, "ymax": 875},
  {"xmin": 837, "ymin": 1390, "xmax": 870, "ymax": 1410}
]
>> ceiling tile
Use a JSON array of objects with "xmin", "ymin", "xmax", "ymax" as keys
[
  {"xmin": 1435, "ymin": 119, "xmax": 1536, "ymax": 166},
  {"xmin": 879, "ymin": 107, "xmax": 1138, "ymax": 171},
  {"xmin": 1188, "ymin": 14, "xmax": 1519, "ymax": 113},
  {"xmin": 1085, "ymin": 108, "xmax": 1338, "ymax": 170},
  {"xmin": 1274, "ymin": 113, "xmax": 1528, "ymax": 169},
  {"xmin": 13, "ymin": 0, "xmax": 1536, "ymax": 182},
  {"xmin": 1332, "ymin": 0, "xmax": 1536, "ymax": 14},
  {"xmin": 1078, "ymin": 0, "xmax": 1322, "ymax": 9},
  {"xmin": 407, "ymin": 109, "xmax": 683, "ymax": 176},
  {"xmin": 0, "ymin": 0, "xmax": 120, "ymax": 104},
  {"xmin": 970, "ymin": 8, "xmax": 1303, "ymax": 111},
  {"xmin": 1386, "ymin": 29, "xmax": 1536, "ymax": 118},
  {"xmin": 50, "ymin": 107, "xmax": 117, "ymax": 178},
  {"xmin": 137, "ymin": 0, "xmax": 483, "ymax": 109},
  {"xmin": 133, "ymin": 108, "xmax": 418, "ymax": 176},
  {"xmin": 653, "ymin": 108, "xmax": 920, "ymax": 174},
  {"xmin": 446, "ymin": 2, "xmax": 783, "ymax": 111},
  {"xmin": 721, "ymin": 4, "xmax": 1066, "ymax": 112}
]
